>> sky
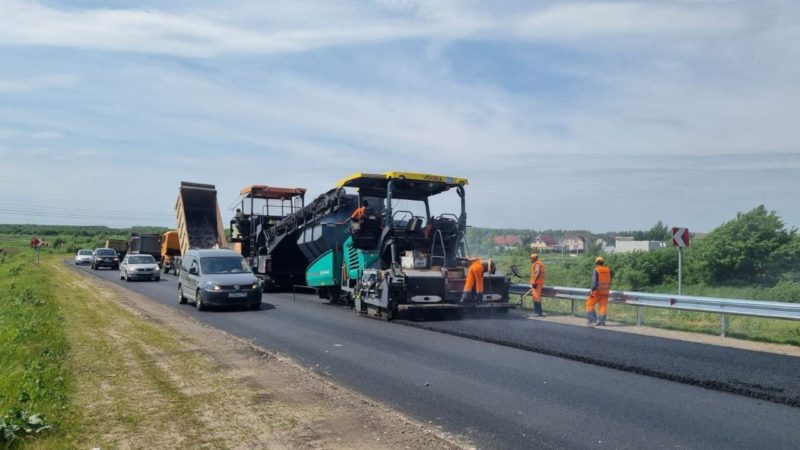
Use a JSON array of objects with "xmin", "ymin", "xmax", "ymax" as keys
[{"xmin": 0, "ymin": 0, "xmax": 798, "ymax": 232}]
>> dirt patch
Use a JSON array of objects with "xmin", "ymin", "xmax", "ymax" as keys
[{"xmin": 57, "ymin": 263, "xmax": 470, "ymax": 449}]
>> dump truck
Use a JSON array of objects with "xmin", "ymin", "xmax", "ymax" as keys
[
  {"xmin": 128, "ymin": 233, "xmax": 162, "ymax": 261},
  {"xmin": 160, "ymin": 230, "xmax": 181, "ymax": 274},
  {"xmin": 230, "ymin": 185, "xmax": 307, "ymax": 289},
  {"xmin": 305, "ymin": 172, "xmax": 514, "ymax": 320},
  {"xmin": 175, "ymin": 182, "xmax": 228, "ymax": 269},
  {"xmin": 104, "ymin": 239, "xmax": 128, "ymax": 260}
]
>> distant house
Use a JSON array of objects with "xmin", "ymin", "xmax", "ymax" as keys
[
  {"xmin": 561, "ymin": 235, "xmax": 586, "ymax": 253},
  {"xmin": 530, "ymin": 234, "xmax": 558, "ymax": 251},
  {"xmin": 493, "ymin": 235, "xmax": 522, "ymax": 251}
]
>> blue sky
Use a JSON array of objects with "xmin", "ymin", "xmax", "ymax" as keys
[{"xmin": 0, "ymin": 0, "xmax": 798, "ymax": 232}]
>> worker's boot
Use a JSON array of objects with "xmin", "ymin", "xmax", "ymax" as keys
[
  {"xmin": 597, "ymin": 315, "xmax": 607, "ymax": 326},
  {"xmin": 533, "ymin": 302, "xmax": 544, "ymax": 317},
  {"xmin": 586, "ymin": 310, "xmax": 597, "ymax": 326}
]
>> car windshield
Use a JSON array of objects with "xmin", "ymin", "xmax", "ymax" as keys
[
  {"xmin": 78, "ymin": 250, "xmax": 92, "ymax": 255},
  {"xmin": 97, "ymin": 249, "xmax": 117, "ymax": 256},
  {"xmin": 128, "ymin": 255, "xmax": 155, "ymax": 264},
  {"xmin": 199, "ymin": 257, "xmax": 251, "ymax": 274}
]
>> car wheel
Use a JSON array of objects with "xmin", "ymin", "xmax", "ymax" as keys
[
  {"xmin": 153, "ymin": 277, "xmax": 160, "ymax": 282},
  {"xmin": 195, "ymin": 289, "xmax": 207, "ymax": 311},
  {"xmin": 178, "ymin": 284, "xmax": 187, "ymax": 304},
  {"xmin": 113, "ymin": 264, "xmax": 119, "ymax": 270}
]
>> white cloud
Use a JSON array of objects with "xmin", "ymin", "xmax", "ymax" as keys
[
  {"xmin": 0, "ymin": 74, "xmax": 76, "ymax": 92},
  {"xmin": 0, "ymin": 1, "xmax": 756, "ymax": 58}
]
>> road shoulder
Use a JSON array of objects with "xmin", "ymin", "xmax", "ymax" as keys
[{"xmin": 58, "ymin": 262, "xmax": 469, "ymax": 449}]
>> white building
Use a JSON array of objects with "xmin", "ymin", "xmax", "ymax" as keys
[{"xmin": 612, "ymin": 238, "xmax": 666, "ymax": 253}]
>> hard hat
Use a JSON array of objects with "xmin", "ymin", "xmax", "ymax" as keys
[
  {"xmin": 530, "ymin": 253, "xmax": 538, "ymax": 260},
  {"xmin": 595, "ymin": 256, "xmax": 604, "ymax": 263}
]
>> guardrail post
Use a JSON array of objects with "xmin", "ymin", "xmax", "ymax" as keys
[
  {"xmin": 571, "ymin": 299, "xmax": 576, "ymax": 317},
  {"xmin": 721, "ymin": 314, "xmax": 728, "ymax": 337},
  {"xmin": 636, "ymin": 306, "xmax": 642, "ymax": 327}
]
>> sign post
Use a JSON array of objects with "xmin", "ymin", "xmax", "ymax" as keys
[
  {"xmin": 672, "ymin": 227, "xmax": 690, "ymax": 295},
  {"xmin": 31, "ymin": 237, "xmax": 44, "ymax": 268}
]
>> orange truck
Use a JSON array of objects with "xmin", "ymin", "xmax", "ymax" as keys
[{"xmin": 160, "ymin": 230, "xmax": 181, "ymax": 275}]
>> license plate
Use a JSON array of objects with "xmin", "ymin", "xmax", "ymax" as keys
[{"xmin": 229, "ymin": 293, "xmax": 247, "ymax": 298}]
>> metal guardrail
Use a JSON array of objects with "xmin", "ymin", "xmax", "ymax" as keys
[{"xmin": 510, "ymin": 284, "xmax": 800, "ymax": 337}]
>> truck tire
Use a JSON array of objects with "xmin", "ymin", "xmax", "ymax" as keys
[{"xmin": 178, "ymin": 284, "xmax": 187, "ymax": 304}]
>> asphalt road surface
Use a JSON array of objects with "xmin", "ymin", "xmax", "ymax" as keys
[{"xmin": 73, "ymin": 263, "xmax": 800, "ymax": 449}]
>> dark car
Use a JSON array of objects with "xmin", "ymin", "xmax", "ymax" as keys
[
  {"xmin": 177, "ymin": 249, "xmax": 261, "ymax": 311},
  {"xmin": 92, "ymin": 248, "xmax": 120, "ymax": 270}
]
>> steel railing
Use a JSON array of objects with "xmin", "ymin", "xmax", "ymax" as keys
[{"xmin": 509, "ymin": 284, "xmax": 800, "ymax": 337}]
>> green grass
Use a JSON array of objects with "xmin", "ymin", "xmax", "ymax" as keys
[{"xmin": 0, "ymin": 247, "xmax": 71, "ymax": 448}]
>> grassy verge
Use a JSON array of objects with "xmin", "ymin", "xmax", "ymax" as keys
[
  {"xmin": 520, "ymin": 295, "xmax": 800, "ymax": 345},
  {"xmin": 0, "ymin": 249, "xmax": 69, "ymax": 448}
]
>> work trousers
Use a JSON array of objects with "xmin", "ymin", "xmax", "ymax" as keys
[
  {"xmin": 531, "ymin": 283, "xmax": 544, "ymax": 303},
  {"xmin": 586, "ymin": 291, "xmax": 609, "ymax": 316}
]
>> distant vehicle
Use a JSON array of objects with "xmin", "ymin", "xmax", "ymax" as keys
[
  {"xmin": 159, "ymin": 230, "xmax": 181, "ymax": 275},
  {"xmin": 128, "ymin": 233, "xmax": 162, "ymax": 261},
  {"xmin": 177, "ymin": 249, "xmax": 261, "ymax": 311},
  {"xmin": 120, "ymin": 254, "xmax": 161, "ymax": 282},
  {"xmin": 91, "ymin": 248, "xmax": 119, "ymax": 270},
  {"xmin": 105, "ymin": 239, "xmax": 128, "ymax": 260},
  {"xmin": 75, "ymin": 249, "xmax": 93, "ymax": 265}
]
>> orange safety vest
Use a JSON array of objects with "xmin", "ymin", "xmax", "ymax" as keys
[
  {"xmin": 594, "ymin": 265, "xmax": 611, "ymax": 293},
  {"xmin": 351, "ymin": 207, "xmax": 366, "ymax": 220},
  {"xmin": 463, "ymin": 259, "xmax": 485, "ymax": 293},
  {"xmin": 530, "ymin": 261, "xmax": 546, "ymax": 284}
]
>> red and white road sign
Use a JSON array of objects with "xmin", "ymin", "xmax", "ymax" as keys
[
  {"xmin": 672, "ymin": 227, "xmax": 690, "ymax": 247},
  {"xmin": 31, "ymin": 237, "xmax": 44, "ymax": 248}
]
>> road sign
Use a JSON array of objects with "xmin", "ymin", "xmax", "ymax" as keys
[
  {"xmin": 672, "ymin": 227, "xmax": 690, "ymax": 247},
  {"xmin": 31, "ymin": 237, "xmax": 44, "ymax": 248}
]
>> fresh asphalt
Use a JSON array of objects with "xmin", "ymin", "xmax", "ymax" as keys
[
  {"xmin": 399, "ymin": 315, "xmax": 800, "ymax": 407},
  {"xmin": 73, "ymin": 263, "xmax": 800, "ymax": 449}
]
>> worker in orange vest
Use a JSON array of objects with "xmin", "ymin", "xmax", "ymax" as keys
[
  {"xmin": 586, "ymin": 257, "xmax": 612, "ymax": 326},
  {"xmin": 351, "ymin": 200, "xmax": 369, "ymax": 221},
  {"xmin": 461, "ymin": 258, "xmax": 496, "ymax": 303},
  {"xmin": 529, "ymin": 253, "xmax": 546, "ymax": 317}
]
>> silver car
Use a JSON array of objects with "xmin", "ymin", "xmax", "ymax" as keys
[
  {"xmin": 75, "ymin": 249, "xmax": 93, "ymax": 265},
  {"xmin": 120, "ymin": 254, "xmax": 162, "ymax": 282},
  {"xmin": 177, "ymin": 249, "xmax": 261, "ymax": 311}
]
